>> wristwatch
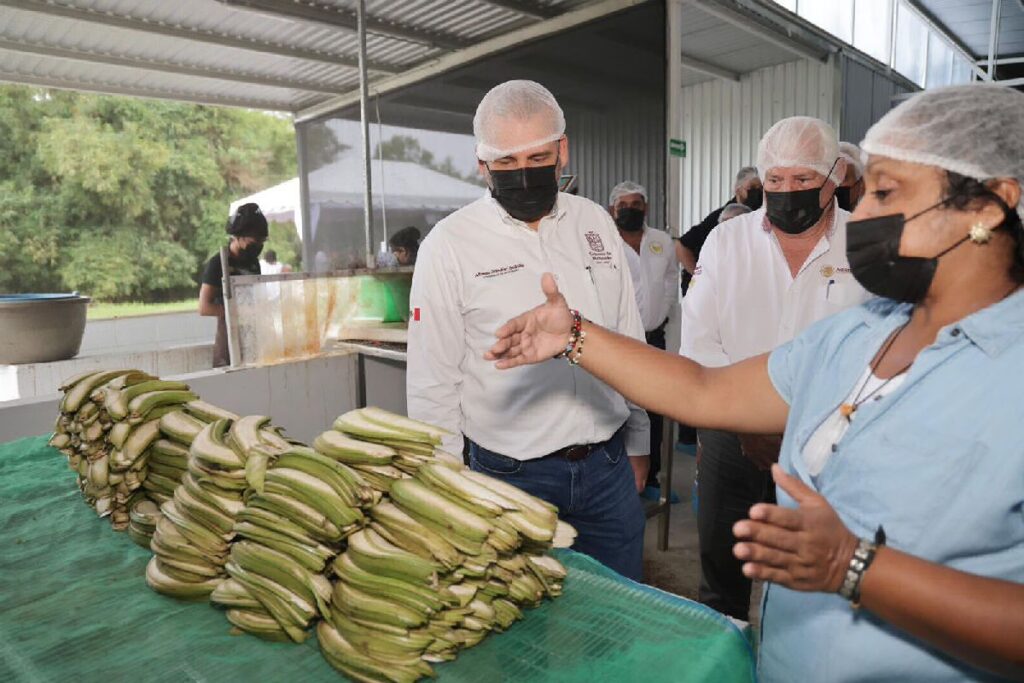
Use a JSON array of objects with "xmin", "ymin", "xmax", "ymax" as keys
[{"xmin": 838, "ymin": 525, "xmax": 886, "ymax": 607}]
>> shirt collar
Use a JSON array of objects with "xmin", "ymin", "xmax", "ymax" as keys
[{"xmin": 855, "ymin": 288, "xmax": 1024, "ymax": 357}]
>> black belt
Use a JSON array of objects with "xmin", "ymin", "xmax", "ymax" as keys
[{"xmin": 544, "ymin": 442, "xmax": 600, "ymax": 461}]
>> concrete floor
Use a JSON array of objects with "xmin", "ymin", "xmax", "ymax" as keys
[{"xmin": 640, "ymin": 444, "xmax": 763, "ymax": 626}]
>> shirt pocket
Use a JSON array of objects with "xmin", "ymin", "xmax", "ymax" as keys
[
  {"xmin": 829, "ymin": 421, "xmax": 986, "ymax": 555},
  {"xmin": 585, "ymin": 262, "xmax": 623, "ymax": 328}
]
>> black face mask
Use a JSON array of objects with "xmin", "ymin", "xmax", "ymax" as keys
[
  {"xmin": 741, "ymin": 187, "xmax": 763, "ymax": 211},
  {"xmin": 238, "ymin": 241, "xmax": 264, "ymax": 262},
  {"xmin": 836, "ymin": 186, "xmax": 854, "ymax": 212},
  {"xmin": 846, "ymin": 199, "xmax": 970, "ymax": 303},
  {"xmin": 614, "ymin": 207, "xmax": 645, "ymax": 232},
  {"xmin": 766, "ymin": 186, "xmax": 835, "ymax": 235},
  {"xmin": 488, "ymin": 163, "xmax": 559, "ymax": 222}
]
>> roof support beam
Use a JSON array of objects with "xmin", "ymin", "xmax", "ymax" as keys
[
  {"xmin": 218, "ymin": 0, "xmax": 471, "ymax": 50},
  {"xmin": 685, "ymin": 0, "xmax": 830, "ymax": 63},
  {"xmin": 2, "ymin": 0, "xmax": 398, "ymax": 73},
  {"xmin": 978, "ymin": 55, "xmax": 1024, "ymax": 66},
  {"xmin": 297, "ymin": 0, "xmax": 649, "ymax": 122},
  {"xmin": 987, "ymin": 0, "xmax": 1002, "ymax": 79},
  {"xmin": 678, "ymin": 52, "xmax": 741, "ymax": 82},
  {"xmin": 0, "ymin": 69, "xmax": 306, "ymax": 111},
  {"xmin": 0, "ymin": 37, "xmax": 346, "ymax": 94},
  {"xmin": 475, "ymin": 1, "xmax": 561, "ymax": 20}
]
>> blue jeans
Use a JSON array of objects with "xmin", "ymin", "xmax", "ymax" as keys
[{"xmin": 468, "ymin": 430, "xmax": 646, "ymax": 581}]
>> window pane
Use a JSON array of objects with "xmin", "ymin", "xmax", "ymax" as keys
[
  {"xmin": 893, "ymin": 1, "xmax": 927, "ymax": 87},
  {"xmin": 853, "ymin": 0, "xmax": 894, "ymax": 64},
  {"xmin": 926, "ymin": 33, "xmax": 954, "ymax": 88},
  {"xmin": 799, "ymin": 0, "xmax": 854, "ymax": 43}
]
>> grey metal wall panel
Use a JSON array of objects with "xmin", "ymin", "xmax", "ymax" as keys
[
  {"xmin": 678, "ymin": 57, "xmax": 838, "ymax": 231},
  {"xmin": 840, "ymin": 54, "xmax": 914, "ymax": 146}
]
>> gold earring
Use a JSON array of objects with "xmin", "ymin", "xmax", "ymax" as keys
[{"xmin": 968, "ymin": 223, "xmax": 993, "ymax": 244}]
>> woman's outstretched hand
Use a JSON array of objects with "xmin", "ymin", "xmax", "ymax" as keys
[
  {"xmin": 732, "ymin": 464, "xmax": 858, "ymax": 593},
  {"xmin": 485, "ymin": 273, "xmax": 574, "ymax": 369}
]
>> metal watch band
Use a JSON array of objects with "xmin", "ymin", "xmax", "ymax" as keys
[{"xmin": 838, "ymin": 537, "xmax": 878, "ymax": 603}]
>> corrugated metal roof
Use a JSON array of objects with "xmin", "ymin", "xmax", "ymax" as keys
[
  {"xmin": 0, "ymin": 0, "xmax": 597, "ymax": 111},
  {"xmin": 916, "ymin": 0, "xmax": 1024, "ymax": 59}
]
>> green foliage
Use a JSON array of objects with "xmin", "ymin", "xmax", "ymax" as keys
[
  {"xmin": 374, "ymin": 134, "xmax": 478, "ymax": 184},
  {"xmin": 0, "ymin": 84, "xmax": 297, "ymax": 301},
  {"xmin": 264, "ymin": 221, "xmax": 302, "ymax": 270}
]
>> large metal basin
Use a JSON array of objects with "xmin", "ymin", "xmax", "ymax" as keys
[{"xmin": 0, "ymin": 294, "xmax": 90, "ymax": 364}]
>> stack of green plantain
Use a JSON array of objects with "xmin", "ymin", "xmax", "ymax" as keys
[
  {"xmin": 212, "ymin": 441, "xmax": 379, "ymax": 643},
  {"xmin": 315, "ymin": 407, "xmax": 463, "ymax": 493},
  {"xmin": 315, "ymin": 409, "xmax": 576, "ymax": 683},
  {"xmin": 49, "ymin": 369, "xmax": 196, "ymax": 531},
  {"xmin": 146, "ymin": 415, "xmax": 288, "ymax": 601}
]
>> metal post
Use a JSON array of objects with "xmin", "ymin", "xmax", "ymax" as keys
[
  {"xmin": 220, "ymin": 246, "xmax": 241, "ymax": 367},
  {"xmin": 987, "ymin": 0, "xmax": 1001, "ymax": 81},
  {"xmin": 357, "ymin": 0, "xmax": 375, "ymax": 269},
  {"xmin": 658, "ymin": 0, "xmax": 686, "ymax": 552}
]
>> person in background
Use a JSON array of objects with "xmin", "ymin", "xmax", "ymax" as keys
[
  {"xmin": 260, "ymin": 249, "xmax": 287, "ymax": 275},
  {"xmin": 677, "ymin": 166, "xmax": 763, "ymax": 275},
  {"xmin": 837, "ymin": 141, "xmax": 866, "ymax": 211},
  {"xmin": 485, "ymin": 83, "xmax": 1024, "ymax": 683},
  {"xmin": 681, "ymin": 116, "xmax": 870, "ymax": 622},
  {"xmin": 716, "ymin": 202, "xmax": 752, "ymax": 225},
  {"xmin": 199, "ymin": 202, "xmax": 267, "ymax": 368},
  {"xmin": 389, "ymin": 226, "xmax": 422, "ymax": 266},
  {"xmin": 610, "ymin": 180, "xmax": 680, "ymax": 503},
  {"xmin": 406, "ymin": 80, "xmax": 649, "ymax": 581}
]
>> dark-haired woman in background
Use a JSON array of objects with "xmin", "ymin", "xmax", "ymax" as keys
[
  {"xmin": 388, "ymin": 226, "xmax": 421, "ymax": 266},
  {"xmin": 486, "ymin": 84, "xmax": 1024, "ymax": 681},
  {"xmin": 198, "ymin": 203, "xmax": 267, "ymax": 367}
]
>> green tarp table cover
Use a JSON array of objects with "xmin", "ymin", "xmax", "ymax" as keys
[{"xmin": 0, "ymin": 435, "xmax": 755, "ymax": 682}]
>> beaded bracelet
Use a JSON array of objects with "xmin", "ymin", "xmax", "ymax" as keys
[
  {"xmin": 554, "ymin": 309, "xmax": 583, "ymax": 361},
  {"xmin": 568, "ymin": 329, "xmax": 587, "ymax": 365}
]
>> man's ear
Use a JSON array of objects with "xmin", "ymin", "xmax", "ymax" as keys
[{"xmin": 558, "ymin": 136, "xmax": 570, "ymax": 170}]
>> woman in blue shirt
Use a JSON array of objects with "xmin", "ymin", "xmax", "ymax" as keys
[{"xmin": 486, "ymin": 84, "xmax": 1024, "ymax": 681}]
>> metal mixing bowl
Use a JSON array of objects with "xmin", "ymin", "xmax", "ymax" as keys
[{"xmin": 0, "ymin": 294, "xmax": 91, "ymax": 364}]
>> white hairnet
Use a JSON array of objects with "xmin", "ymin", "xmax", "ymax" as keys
[
  {"xmin": 733, "ymin": 166, "xmax": 759, "ymax": 192},
  {"xmin": 757, "ymin": 116, "xmax": 842, "ymax": 184},
  {"xmin": 473, "ymin": 80, "xmax": 566, "ymax": 162},
  {"xmin": 719, "ymin": 203, "xmax": 752, "ymax": 223},
  {"xmin": 609, "ymin": 180, "xmax": 647, "ymax": 207},
  {"xmin": 861, "ymin": 84, "xmax": 1024, "ymax": 223},
  {"xmin": 838, "ymin": 141, "xmax": 864, "ymax": 180}
]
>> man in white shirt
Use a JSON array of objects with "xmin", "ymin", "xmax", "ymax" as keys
[
  {"xmin": 407, "ymin": 80, "xmax": 649, "ymax": 580},
  {"xmin": 681, "ymin": 116, "xmax": 871, "ymax": 620},
  {"xmin": 610, "ymin": 180, "xmax": 679, "ymax": 501}
]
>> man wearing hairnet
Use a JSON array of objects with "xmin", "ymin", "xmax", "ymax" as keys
[
  {"xmin": 837, "ymin": 141, "xmax": 866, "ymax": 211},
  {"xmin": 406, "ymin": 81, "xmax": 649, "ymax": 580},
  {"xmin": 609, "ymin": 180, "xmax": 680, "ymax": 502},
  {"xmin": 681, "ymin": 116, "xmax": 870, "ymax": 621}
]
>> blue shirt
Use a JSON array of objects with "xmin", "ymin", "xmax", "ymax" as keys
[{"xmin": 761, "ymin": 292, "xmax": 1024, "ymax": 682}]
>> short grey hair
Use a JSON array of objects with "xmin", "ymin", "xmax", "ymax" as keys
[
  {"xmin": 719, "ymin": 202, "xmax": 752, "ymax": 224},
  {"xmin": 733, "ymin": 166, "xmax": 759, "ymax": 192}
]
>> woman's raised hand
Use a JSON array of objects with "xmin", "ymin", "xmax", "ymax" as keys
[{"xmin": 486, "ymin": 273, "xmax": 574, "ymax": 369}]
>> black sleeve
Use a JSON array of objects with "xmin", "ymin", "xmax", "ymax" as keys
[
  {"xmin": 679, "ymin": 208, "xmax": 723, "ymax": 255},
  {"xmin": 201, "ymin": 254, "xmax": 223, "ymax": 288}
]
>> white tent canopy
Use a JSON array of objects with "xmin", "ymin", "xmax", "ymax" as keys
[{"xmin": 230, "ymin": 158, "xmax": 485, "ymax": 242}]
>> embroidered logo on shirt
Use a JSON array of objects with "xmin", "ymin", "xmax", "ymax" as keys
[
  {"xmin": 585, "ymin": 231, "xmax": 613, "ymax": 264},
  {"xmin": 650, "ymin": 242, "xmax": 664, "ymax": 255},
  {"xmin": 474, "ymin": 263, "xmax": 525, "ymax": 279},
  {"xmin": 820, "ymin": 265, "xmax": 851, "ymax": 278}
]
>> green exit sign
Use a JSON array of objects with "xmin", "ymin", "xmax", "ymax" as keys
[{"xmin": 669, "ymin": 138, "xmax": 687, "ymax": 158}]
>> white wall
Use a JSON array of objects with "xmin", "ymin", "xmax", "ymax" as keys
[
  {"xmin": 79, "ymin": 311, "xmax": 216, "ymax": 355},
  {"xmin": 679, "ymin": 57, "xmax": 840, "ymax": 230}
]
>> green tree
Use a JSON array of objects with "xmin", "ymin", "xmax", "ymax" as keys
[{"xmin": 0, "ymin": 84, "xmax": 298, "ymax": 301}]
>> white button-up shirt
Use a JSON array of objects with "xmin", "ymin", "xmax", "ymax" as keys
[
  {"xmin": 407, "ymin": 192, "xmax": 650, "ymax": 460},
  {"xmin": 623, "ymin": 226, "xmax": 678, "ymax": 332},
  {"xmin": 680, "ymin": 204, "xmax": 871, "ymax": 367}
]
